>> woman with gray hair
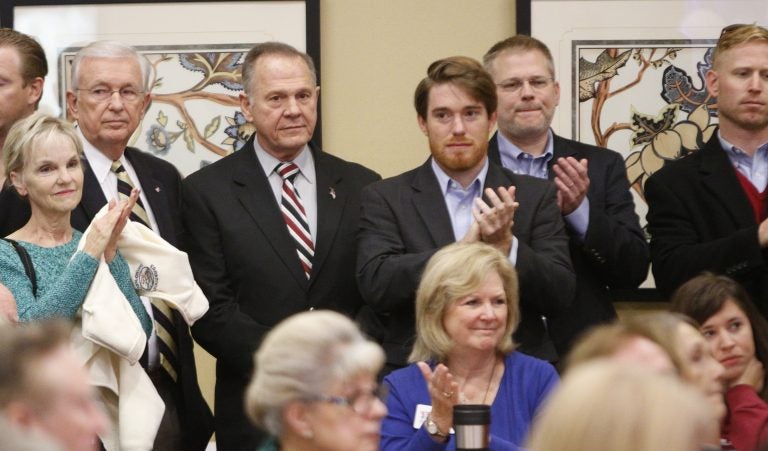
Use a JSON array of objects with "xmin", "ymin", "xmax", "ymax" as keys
[
  {"xmin": 246, "ymin": 310, "xmax": 387, "ymax": 451},
  {"xmin": 380, "ymin": 242, "xmax": 558, "ymax": 450}
]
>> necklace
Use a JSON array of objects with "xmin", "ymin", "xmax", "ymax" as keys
[{"xmin": 459, "ymin": 357, "xmax": 499, "ymax": 405}]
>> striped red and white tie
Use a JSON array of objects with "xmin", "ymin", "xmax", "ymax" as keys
[{"xmin": 276, "ymin": 162, "xmax": 314, "ymax": 279}]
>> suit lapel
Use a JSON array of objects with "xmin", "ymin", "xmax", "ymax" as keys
[
  {"xmin": 699, "ymin": 139, "xmax": 756, "ymax": 228},
  {"xmin": 411, "ymin": 159, "xmax": 455, "ymax": 247},
  {"xmin": 312, "ymin": 150, "xmax": 343, "ymax": 285},
  {"xmin": 488, "ymin": 132, "xmax": 502, "ymax": 166},
  {"xmin": 125, "ymin": 148, "xmax": 174, "ymax": 239},
  {"xmin": 232, "ymin": 143, "xmax": 309, "ymax": 288},
  {"xmin": 546, "ymin": 134, "xmax": 577, "ymax": 181},
  {"xmin": 483, "ymin": 161, "xmax": 515, "ymax": 191},
  {"xmin": 76, "ymin": 158, "xmax": 108, "ymax": 222}
]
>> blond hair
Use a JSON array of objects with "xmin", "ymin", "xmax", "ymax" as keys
[
  {"xmin": 245, "ymin": 310, "xmax": 384, "ymax": 437},
  {"xmin": 409, "ymin": 242, "xmax": 519, "ymax": 363},
  {"xmin": 2, "ymin": 112, "xmax": 82, "ymax": 189},
  {"xmin": 713, "ymin": 24, "xmax": 768, "ymax": 68},
  {"xmin": 527, "ymin": 360, "xmax": 716, "ymax": 451}
]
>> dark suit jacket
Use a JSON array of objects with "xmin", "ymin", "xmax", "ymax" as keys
[
  {"xmin": 0, "ymin": 147, "xmax": 214, "ymax": 451},
  {"xmin": 183, "ymin": 137, "xmax": 380, "ymax": 451},
  {"xmin": 356, "ymin": 158, "xmax": 574, "ymax": 366},
  {"xmin": 645, "ymin": 133, "xmax": 768, "ymax": 309},
  {"xmin": 489, "ymin": 132, "xmax": 649, "ymax": 355},
  {"xmin": 0, "ymin": 187, "xmax": 28, "ymax": 237}
]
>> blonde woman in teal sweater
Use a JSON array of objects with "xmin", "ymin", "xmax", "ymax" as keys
[{"xmin": 0, "ymin": 112, "xmax": 150, "ymax": 335}]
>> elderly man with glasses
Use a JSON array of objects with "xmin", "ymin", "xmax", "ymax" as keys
[
  {"xmin": 645, "ymin": 24, "xmax": 768, "ymax": 312},
  {"xmin": 483, "ymin": 35, "xmax": 649, "ymax": 360}
]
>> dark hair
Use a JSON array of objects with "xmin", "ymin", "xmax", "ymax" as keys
[
  {"xmin": 241, "ymin": 41, "xmax": 316, "ymax": 98},
  {"xmin": 671, "ymin": 272, "xmax": 768, "ymax": 400},
  {"xmin": 413, "ymin": 56, "xmax": 497, "ymax": 120},
  {"xmin": 0, "ymin": 28, "xmax": 47, "ymax": 107}
]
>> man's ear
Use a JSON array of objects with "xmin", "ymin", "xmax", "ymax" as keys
[
  {"xmin": 417, "ymin": 114, "xmax": 429, "ymax": 136},
  {"xmin": 705, "ymin": 69, "xmax": 719, "ymax": 97},
  {"xmin": 66, "ymin": 91, "xmax": 79, "ymax": 122},
  {"xmin": 26, "ymin": 77, "xmax": 44, "ymax": 108},
  {"xmin": 239, "ymin": 92, "xmax": 255, "ymax": 123},
  {"xmin": 139, "ymin": 91, "xmax": 152, "ymax": 116}
]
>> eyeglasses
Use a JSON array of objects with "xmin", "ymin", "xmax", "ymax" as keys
[
  {"xmin": 308, "ymin": 384, "xmax": 388, "ymax": 415},
  {"xmin": 77, "ymin": 87, "xmax": 145, "ymax": 102},
  {"xmin": 496, "ymin": 77, "xmax": 554, "ymax": 94}
]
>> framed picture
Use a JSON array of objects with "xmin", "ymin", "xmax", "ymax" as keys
[
  {"xmin": 522, "ymin": 0, "xmax": 766, "ymax": 293},
  {"xmin": 5, "ymin": 0, "xmax": 320, "ymax": 175}
]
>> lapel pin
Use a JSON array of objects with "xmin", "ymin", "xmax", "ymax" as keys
[
  {"xmin": 155, "ymin": 186, "xmax": 161, "ymax": 193},
  {"xmin": 329, "ymin": 187, "xmax": 336, "ymax": 200}
]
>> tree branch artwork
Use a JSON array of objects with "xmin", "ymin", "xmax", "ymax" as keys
[
  {"xmin": 135, "ymin": 51, "xmax": 255, "ymax": 163},
  {"xmin": 579, "ymin": 46, "xmax": 718, "ymax": 198}
]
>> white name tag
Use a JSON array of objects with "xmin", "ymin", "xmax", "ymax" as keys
[{"xmin": 413, "ymin": 404, "xmax": 432, "ymax": 429}]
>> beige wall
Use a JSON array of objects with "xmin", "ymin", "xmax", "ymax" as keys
[
  {"xmin": 321, "ymin": 0, "xmax": 516, "ymax": 177},
  {"xmin": 195, "ymin": 0, "xmax": 517, "ymax": 415}
]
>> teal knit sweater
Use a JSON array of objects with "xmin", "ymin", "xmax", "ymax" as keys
[{"xmin": 0, "ymin": 230, "xmax": 152, "ymax": 336}]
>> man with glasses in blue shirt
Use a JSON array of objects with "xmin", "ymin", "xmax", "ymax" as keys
[{"xmin": 484, "ymin": 36, "xmax": 649, "ymax": 360}]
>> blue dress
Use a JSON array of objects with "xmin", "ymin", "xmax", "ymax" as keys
[
  {"xmin": 0, "ymin": 230, "xmax": 151, "ymax": 335},
  {"xmin": 381, "ymin": 352, "xmax": 558, "ymax": 450}
]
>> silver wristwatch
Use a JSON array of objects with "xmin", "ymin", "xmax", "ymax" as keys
[{"xmin": 425, "ymin": 414, "xmax": 448, "ymax": 440}]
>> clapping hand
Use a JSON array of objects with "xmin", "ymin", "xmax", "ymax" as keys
[
  {"xmin": 552, "ymin": 157, "xmax": 589, "ymax": 215},
  {"xmin": 83, "ymin": 189, "xmax": 139, "ymax": 262},
  {"xmin": 470, "ymin": 186, "xmax": 518, "ymax": 254},
  {"xmin": 418, "ymin": 361, "xmax": 458, "ymax": 436}
]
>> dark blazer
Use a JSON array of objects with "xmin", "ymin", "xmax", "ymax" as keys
[
  {"xmin": 645, "ymin": 133, "xmax": 768, "ymax": 309},
  {"xmin": 356, "ymin": 158, "xmax": 575, "ymax": 366},
  {"xmin": 489, "ymin": 132, "xmax": 649, "ymax": 355},
  {"xmin": 183, "ymin": 137, "xmax": 380, "ymax": 451},
  {"xmin": 0, "ymin": 187, "xmax": 28, "ymax": 237},
  {"xmin": 0, "ymin": 147, "xmax": 214, "ymax": 450}
]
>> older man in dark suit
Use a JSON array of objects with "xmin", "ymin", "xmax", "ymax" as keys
[
  {"xmin": 483, "ymin": 36, "xmax": 649, "ymax": 358},
  {"xmin": 183, "ymin": 42, "xmax": 380, "ymax": 451},
  {"xmin": 357, "ymin": 56, "xmax": 574, "ymax": 373}
]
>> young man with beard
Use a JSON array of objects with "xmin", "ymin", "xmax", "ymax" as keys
[
  {"xmin": 645, "ymin": 24, "xmax": 768, "ymax": 310},
  {"xmin": 357, "ymin": 56, "xmax": 574, "ymax": 374}
]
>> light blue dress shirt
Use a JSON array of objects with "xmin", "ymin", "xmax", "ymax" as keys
[
  {"xmin": 430, "ymin": 157, "xmax": 519, "ymax": 265},
  {"xmin": 720, "ymin": 132, "xmax": 768, "ymax": 193},
  {"xmin": 497, "ymin": 130, "xmax": 590, "ymax": 241}
]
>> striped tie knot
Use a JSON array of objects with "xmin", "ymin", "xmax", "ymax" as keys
[
  {"xmin": 276, "ymin": 162, "xmax": 300, "ymax": 182},
  {"xmin": 275, "ymin": 161, "xmax": 313, "ymax": 279}
]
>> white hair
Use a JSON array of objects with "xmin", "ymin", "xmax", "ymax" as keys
[
  {"xmin": 245, "ymin": 310, "xmax": 385, "ymax": 437},
  {"xmin": 70, "ymin": 40, "xmax": 151, "ymax": 91}
]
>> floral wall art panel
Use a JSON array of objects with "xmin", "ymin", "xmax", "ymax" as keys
[{"xmin": 531, "ymin": 0, "xmax": 768, "ymax": 289}]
